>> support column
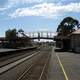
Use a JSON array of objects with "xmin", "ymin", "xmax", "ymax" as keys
[
  {"xmin": 32, "ymin": 33, "xmax": 34, "ymax": 38},
  {"xmin": 41, "ymin": 32, "xmax": 43, "ymax": 38},
  {"xmin": 29, "ymin": 33, "xmax": 31, "ymax": 38},
  {"xmin": 47, "ymin": 32, "xmax": 49, "ymax": 38},
  {"xmin": 38, "ymin": 32, "xmax": 40, "ymax": 41},
  {"xmin": 50, "ymin": 32, "xmax": 51, "ymax": 38}
]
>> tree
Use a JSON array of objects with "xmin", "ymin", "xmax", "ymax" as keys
[
  {"xmin": 18, "ymin": 29, "xmax": 29, "ymax": 37},
  {"xmin": 18, "ymin": 29, "xmax": 24, "ymax": 33},
  {"xmin": 57, "ymin": 17, "xmax": 79, "ymax": 36},
  {"xmin": 5, "ymin": 29, "xmax": 18, "ymax": 40},
  {"xmin": 5, "ymin": 29, "xmax": 18, "ymax": 48},
  {"xmin": 56, "ymin": 17, "xmax": 79, "ymax": 50}
]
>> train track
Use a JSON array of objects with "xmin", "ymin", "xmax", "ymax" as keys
[
  {"xmin": 0, "ymin": 47, "xmax": 51, "ymax": 80},
  {"xmin": 0, "ymin": 49, "xmax": 38, "ymax": 67},
  {"xmin": 0, "ymin": 51, "xmax": 40, "ymax": 74},
  {"xmin": 17, "ymin": 50, "xmax": 51, "ymax": 80}
]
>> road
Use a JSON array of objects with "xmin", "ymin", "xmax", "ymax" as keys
[{"xmin": 47, "ymin": 47, "xmax": 80, "ymax": 80}]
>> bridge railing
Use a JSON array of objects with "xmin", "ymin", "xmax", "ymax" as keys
[{"xmin": 25, "ymin": 31, "xmax": 57, "ymax": 39}]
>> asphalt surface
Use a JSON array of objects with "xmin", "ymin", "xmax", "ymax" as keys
[{"xmin": 47, "ymin": 47, "xmax": 80, "ymax": 80}]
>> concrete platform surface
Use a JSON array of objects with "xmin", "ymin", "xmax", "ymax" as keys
[
  {"xmin": 47, "ymin": 47, "xmax": 80, "ymax": 80},
  {"xmin": 0, "ymin": 49, "xmax": 16, "ymax": 52}
]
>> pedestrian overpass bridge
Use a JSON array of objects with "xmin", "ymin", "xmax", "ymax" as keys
[
  {"xmin": 0, "ymin": 31, "xmax": 57, "ymax": 42},
  {"xmin": 25, "ymin": 31, "xmax": 57, "ymax": 41}
]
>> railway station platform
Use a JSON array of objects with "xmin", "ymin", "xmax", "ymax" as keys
[
  {"xmin": 0, "ymin": 49, "xmax": 16, "ymax": 53},
  {"xmin": 47, "ymin": 47, "xmax": 65, "ymax": 80},
  {"xmin": 47, "ymin": 47, "xmax": 80, "ymax": 80}
]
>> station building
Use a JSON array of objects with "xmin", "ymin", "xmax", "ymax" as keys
[
  {"xmin": 70, "ymin": 29, "xmax": 80, "ymax": 52},
  {"xmin": 54, "ymin": 29, "xmax": 80, "ymax": 52}
]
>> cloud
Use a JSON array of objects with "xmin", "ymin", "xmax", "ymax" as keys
[
  {"xmin": 0, "ymin": 8, "xmax": 6, "ymax": 11},
  {"xmin": 9, "ymin": 2, "xmax": 80, "ymax": 18},
  {"xmin": 19, "ymin": 0, "xmax": 43, "ymax": 3},
  {"xmin": 8, "ymin": 0, "xmax": 43, "ymax": 6},
  {"xmin": 0, "ymin": 0, "xmax": 43, "ymax": 11}
]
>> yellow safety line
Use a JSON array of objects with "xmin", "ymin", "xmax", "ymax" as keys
[{"xmin": 56, "ymin": 53, "xmax": 69, "ymax": 80}]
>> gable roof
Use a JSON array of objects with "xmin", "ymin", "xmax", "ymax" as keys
[{"xmin": 72, "ymin": 29, "xmax": 80, "ymax": 34}]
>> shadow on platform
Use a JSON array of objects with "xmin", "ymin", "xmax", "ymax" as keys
[
  {"xmin": 54, "ymin": 48, "xmax": 80, "ymax": 54},
  {"xmin": 54, "ymin": 48, "xmax": 67, "ymax": 52}
]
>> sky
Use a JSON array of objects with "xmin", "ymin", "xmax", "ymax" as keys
[{"xmin": 0, "ymin": 0, "xmax": 80, "ymax": 37}]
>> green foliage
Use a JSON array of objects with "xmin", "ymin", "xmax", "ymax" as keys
[
  {"xmin": 4, "ymin": 28, "xmax": 32, "ymax": 48},
  {"xmin": 4, "ymin": 29, "xmax": 18, "ymax": 48},
  {"xmin": 18, "ymin": 29, "xmax": 24, "ymax": 33},
  {"xmin": 5, "ymin": 29, "xmax": 18, "ymax": 40},
  {"xmin": 57, "ymin": 17, "xmax": 79, "ymax": 36}
]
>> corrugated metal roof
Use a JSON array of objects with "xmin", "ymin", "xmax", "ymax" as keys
[{"xmin": 72, "ymin": 29, "xmax": 80, "ymax": 34}]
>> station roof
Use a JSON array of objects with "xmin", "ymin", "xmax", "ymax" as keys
[{"xmin": 72, "ymin": 29, "xmax": 80, "ymax": 34}]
